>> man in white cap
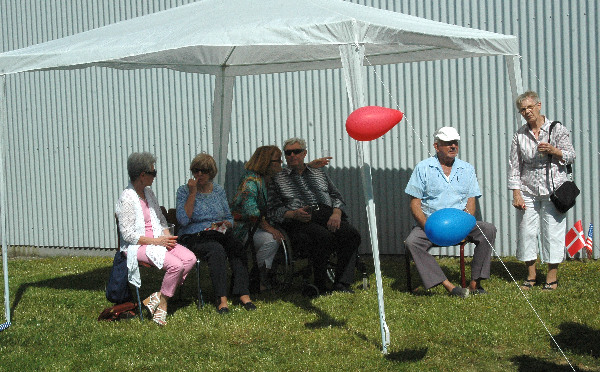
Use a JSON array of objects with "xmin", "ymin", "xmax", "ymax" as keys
[{"xmin": 404, "ymin": 127, "xmax": 496, "ymax": 297}]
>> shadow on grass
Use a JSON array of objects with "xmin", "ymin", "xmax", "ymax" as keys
[
  {"xmin": 489, "ymin": 259, "xmax": 530, "ymax": 283},
  {"xmin": 553, "ymin": 322, "xmax": 600, "ymax": 358},
  {"xmin": 10, "ymin": 266, "xmax": 112, "ymax": 320},
  {"xmin": 510, "ymin": 355, "xmax": 590, "ymax": 372},
  {"xmin": 384, "ymin": 347, "xmax": 427, "ymax": 363},
  {"xmin": 378, "ymin": 255, "xmax": 465, "ymax": 293},
  {"xmin": 378, "ymin": 255, "xmax": 540, "ymax": 293},
  {"xmin": 9, "ymin": 264, "xmax": 196, "ymax": 320}
]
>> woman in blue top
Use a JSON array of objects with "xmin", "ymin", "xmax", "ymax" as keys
[{"xmin": 176, "ymin": 153, "xmax": 255, "ymax": 313}]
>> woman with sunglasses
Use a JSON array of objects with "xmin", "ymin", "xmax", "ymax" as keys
[
  {"xmin": 230, "ymin": 146, "xmax": 285, "ymax": 293},
  {"xmin": 115, "ymin": 152, "xmax": 196, "ymax": 326},
  {"xmin": 176, "ymin": 153, "xmax": 255, "ymax": 313},
  {"xmin": 230, "ymin": 146, "xmax": 332, "ymax": 293}
]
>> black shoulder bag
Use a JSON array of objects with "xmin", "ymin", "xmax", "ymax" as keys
[{"xmin": 547, "ymin": 121, "xmax": 579, "ymax": 213}]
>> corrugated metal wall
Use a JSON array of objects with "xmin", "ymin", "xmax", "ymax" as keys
[{"xmin": 1, "ymin": 0, "xmax": 598, "ymax": 257}]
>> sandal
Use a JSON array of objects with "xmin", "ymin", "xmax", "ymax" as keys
[
  {"xmin": 542, "ymin": 281, "xmax": 558, "ymax": 291},
  {"xmin": 142, "ymin": 292, "xmax": 161, "ymax": 316},
  {"xmin": 152, "ymin": 307, "xmax": 167, "ymax": 326},
  {"xmin": 521, "ymin": 278, "xmax": 537, "ymax": 289}
]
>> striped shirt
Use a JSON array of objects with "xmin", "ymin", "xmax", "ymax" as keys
[
  {"xmin": 508, "ymin": 118, "xmax": 576, "ymax": 196},
  {"xmin": 268, "ymin": 165, "xmax": 345, "ymax": 223}
]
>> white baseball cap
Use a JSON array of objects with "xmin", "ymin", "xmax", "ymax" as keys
[{"xmin": 434, "ymin": 127, "xmax": 461, "ymax": 141}]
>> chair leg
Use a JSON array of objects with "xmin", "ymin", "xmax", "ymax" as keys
[
  {"xmin": 196, "ymin": 260, "xmax": 204, "ymax": 309},
  {"xmin": 135, "ymin": 286, "xmax": 143, "ymax": 321},
  {"xmin": 460, "ymin": 242, "xmax": 466, "ymax": 288},
  {"xmin": 404, "ymin": 249, "xmax": 412, "ymax": 292}
]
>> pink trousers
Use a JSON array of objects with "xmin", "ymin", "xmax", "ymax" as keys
[{"xmin": 137, "ymin": 244, "xmax": 196, "ymax": 297}]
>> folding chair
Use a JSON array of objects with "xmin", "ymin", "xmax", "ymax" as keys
[{"xmin": 404, "ymin": 241, "xmax": 467, "ymax": 292}]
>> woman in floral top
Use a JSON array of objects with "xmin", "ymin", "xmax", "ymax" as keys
[{"xmin": 230, "ymin": 146, "xmax": 285, "ymax": 292}]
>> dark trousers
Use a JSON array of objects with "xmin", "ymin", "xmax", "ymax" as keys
[
  {"xmin": 283, "ymin": 218, "xmax": 360, "ymax": 291},
  {"xmin": 405, "ymin": 221, "xmax": 495, "ymax": 289},
  {"xmin": 183, "ymin": 231, "xmax": 250, "ymax": 299}
]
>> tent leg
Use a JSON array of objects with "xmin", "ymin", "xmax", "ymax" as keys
[
  {"xmin": 339, "ymin": 44, "xmax": 389, "ymax": 354},
  {"xmin": 0, "ymin": 75, "xmax": 11, "ymax": 329},
  {"xmin": 211, "ymin": 71, "xmax": 234, "ymax": 186},
  {"xmin": 505, "ymin": 55, "xmax": 524, "ymax": 124}
]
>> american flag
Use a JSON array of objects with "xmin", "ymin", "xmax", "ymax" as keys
[{"xmin": 584, "ymin": 223, "xmax": 594, "ymax": 258}]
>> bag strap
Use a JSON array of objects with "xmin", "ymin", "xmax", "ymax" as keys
[
  {"xmin": 547, "ymin": 121, "xmax": 572, "ymax": 174},
  {"xmin": 547, "ymin": 120, "xmax": 575, "ymax": 193}
]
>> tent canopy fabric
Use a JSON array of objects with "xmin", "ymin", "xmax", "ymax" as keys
[
  {"xmin": 0, "ymin": 0, "xmax": 522, "ymax": 350},
  {"xmin": 0, "ymin": 0, "xmax": 518, "ymax": 77}
]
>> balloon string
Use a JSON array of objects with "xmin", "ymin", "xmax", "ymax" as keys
[{"xmin": 363, "ymin": 53, "xmax": 577, "ymax": 372}]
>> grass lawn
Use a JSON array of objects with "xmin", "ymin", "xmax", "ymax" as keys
[{"xmin": 0, "ymin": 254, "xmax": 599, "ymax": 371}]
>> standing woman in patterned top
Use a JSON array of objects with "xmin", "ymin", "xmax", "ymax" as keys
[
  {"xmin": 176, "ymin": 153, "xmax": 255, "ymax": 313},
  {"xmin": 508, "ymin": 91, "xmax": 576, "ymax": 291}
]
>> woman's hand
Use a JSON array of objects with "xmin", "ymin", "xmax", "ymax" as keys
[
  {"xmin": 187, "ymin": 178, "xmax": 198, "ymax": 193},
  {"xmin": 156, "ymin": 235, "xmax": 178, "ymax": 250},
  {"xmin": 267, "ymin": 227, "xmax": 284, "ymax": 243},
  {"xmin": 512, "ymin": 190, "xmax": 527, "ymax": 210},
  {"xmin": 538, "ymin": 142, "xmax": 562, "ymax": 158}
]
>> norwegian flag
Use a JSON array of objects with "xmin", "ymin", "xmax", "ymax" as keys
[
  {"xmin": 566, "ymin": 220, "xmax": 586, "ymax": 257},
  {"xmin": 584, "ymin": 223, "xmax": 594, "ymax": 258}
]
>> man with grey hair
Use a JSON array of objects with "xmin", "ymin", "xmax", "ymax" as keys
[
  {"xmin": 404, "ymin": 127, "xmax": 496, "ymax": 298},
  {"xmin": 268, "ymin": 137, "xmax": 361, "ymax": 294}
]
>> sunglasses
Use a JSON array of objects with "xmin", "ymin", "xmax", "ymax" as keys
[
  {"xmin": 191, "ymin": 168, "xmax": 211, "ymax": 175},
  {"xmin": 284, "ymin": 149, "xmax": 305, "ymax": 156},
  {"xmin": 144, "ymin": 170, "xmax": 157, "ymax": 177}
]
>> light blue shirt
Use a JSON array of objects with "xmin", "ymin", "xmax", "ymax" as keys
[
  {"xmin": 405, "ymin": 156, "xmax": 481, "ymax": 218},
  {"xmin": 175, "ymin": 182, "xmax": 234, "ymax": 236}
]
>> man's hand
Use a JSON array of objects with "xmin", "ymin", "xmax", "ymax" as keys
[
  {"xmin": 292, "ymin": 208, "xmax": 312, "ymax": 222},
  {"xmin": 327, "ymin": 213, "xmax": 341, "ymax": 232},
  {"xmin": 307, "ymin": 157, "xmax": 333, "ymax": 168}
]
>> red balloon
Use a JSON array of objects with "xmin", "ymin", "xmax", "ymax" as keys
[{"xmin": 345, "ymin": 106, "xmax": 404, "ymax": 141}]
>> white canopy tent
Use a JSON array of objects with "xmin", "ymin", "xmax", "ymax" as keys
[{"xmin": 0, "ymin": 0, "xmax": 522, "ymax": 352}]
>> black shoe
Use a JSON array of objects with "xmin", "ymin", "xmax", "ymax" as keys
[
  {"xmin": 332, "ymin": 283, "xmax": 355, "ymax": 294},
  {"xmin": 241, "ymin": 301, "xmax": 257, "ymax": 311},
  {"xmin": 216, "ymin": 306, "xmax": 229, "ymax": 314}
]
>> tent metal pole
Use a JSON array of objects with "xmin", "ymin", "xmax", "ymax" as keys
[
  {"xmin": 0, "ymin": 75, "xmax": 10, "ymax": 329},
  {"xmin": 339, "ymin": 44, "xmax": 389, "ymax": 354},
  {"xmin": 211, "ymin": 70, "xmax": 234, "ymax": 187},
  {"xmin": 505, "ymin": 55, "xmax": 524, "ymax": 124}
]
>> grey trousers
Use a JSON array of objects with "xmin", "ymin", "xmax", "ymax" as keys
[{"xmin": 405, "ymin": 221, "xmax": 496, "ymax": 289}]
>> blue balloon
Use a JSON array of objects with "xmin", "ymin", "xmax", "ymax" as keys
[{"xmin": 424, "ymin": 208, "xmax": 476, "ymax": 246}]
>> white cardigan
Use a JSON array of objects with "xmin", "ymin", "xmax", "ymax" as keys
[{"xmin": 115, "ymin": 183, "xmax": 168, "ymax": 288}]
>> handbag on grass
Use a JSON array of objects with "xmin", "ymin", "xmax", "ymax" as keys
[
  {"xmin": 547, "ymin": 121, "xmax": 579, "ymax": 213},
  {"xmin": 105, "ymin": 250, "xmax": 133, "ymax": 304}
]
